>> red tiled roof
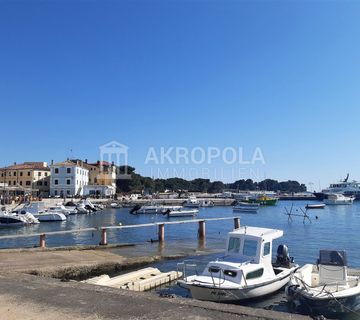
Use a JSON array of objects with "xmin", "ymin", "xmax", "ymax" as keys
[{"xmin": 0, "ymin": 162, "xmax": 50, "ymax": 171}]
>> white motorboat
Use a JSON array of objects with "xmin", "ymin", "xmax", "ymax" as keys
[
  {"xmin": 286, "ymin": 250, "xmax": 360, "ymax": 317},
  {"xmin": 233, "ymin": 202, "xmax": 260, "ymax": 213},
  {"xmin": 166, "ymin": 208, "xmax": 199, "ymax": 217},
  {"xmin": 0, "ymin": 209, "xmax": 39, "ymax": 226},
  {"xmin": 305, "ymin": 203, "xmax": 326, "ymax": 209},
  {"xmin": 183, "ymin": 196, "xmax": 201, "ymax": 208},
  {"xmin": 201, "ymin": 200, "xmax": 214, "ymax": 207},
  {"xmin": 323, "ymin": 193, "xmax": 354, "ymax": 205},
  {"xmin": 178, "ymin": 226, "xmax": 298, "ymax": 302},
  {"xmin": 16, "ymin": 202, "xmax": 66, "ymax": 222},
  {"xmin": 47, "ymin": 204, "xmax": 75, "ymax": 216}
]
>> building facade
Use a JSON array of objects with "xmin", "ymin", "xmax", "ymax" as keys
[
  {"xmin": 0, "ymin": 162, "xmax": 50, "ymax": 196},
  {"xmin": 88, "ymin": 161, "xmax": 117, "ymax": 188},
  {"xmin": 50, "ymin": 160, "xmax": 89, "ymax": 197}
]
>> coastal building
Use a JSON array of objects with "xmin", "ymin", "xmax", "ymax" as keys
[
  {"xmin": 83, "ymin": 160, "xmax": 117, "ymax": 197},
  {"xmin": 88, "ymin": 161, "xmax": 117, "ymax": 188},
  {"xmin": 0, "ymin": 162, "xmax": 51, "ymax": 197},
  {"xmin": 50, "ymin": 160, "xmax": 89, "ymax": 197}
]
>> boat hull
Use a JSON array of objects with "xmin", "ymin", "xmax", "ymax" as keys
[
  {"xmin": 185, "ymin": 272, "xmax": 292, "ymax": 303},
  {"xmin": 287, "ymin": 285, "xmax": 360, "ymax": 316}
]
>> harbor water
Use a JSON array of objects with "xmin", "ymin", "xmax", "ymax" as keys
[{"xmin": 1, "ymin": 200, "xmax": 360, "ymax": 267}]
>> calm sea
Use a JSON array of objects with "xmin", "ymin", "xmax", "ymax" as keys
[{"xmin": 1, "ymin": 200, "xmax": 359, "ymax": 267}]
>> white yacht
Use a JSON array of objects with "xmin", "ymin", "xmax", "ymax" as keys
[
  {"xmin": 314, "ymin": 174, "xmax": 360, "ymax": 200},
  {"xmin": 183, "ymin": 196, "xmax": 201, "ymax": 208},
  {"xmin": 178, "ymin": 226, "xmax": 298, "ymax": 302},
  {"xmin": 323, "ymin": 193, "xmax": 354, "ymax": 205}
]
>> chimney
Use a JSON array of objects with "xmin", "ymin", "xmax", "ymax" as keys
[
  {"xmin": 51, "ymin": 160, "xmax": 54, "ymax": 165},
  {"xmin": 13, "ymin": 162, "xmax": 16, "ymax": 165},
  {"xmin": 85, "ymin": 159, "xmax": 88, "ymax": 164},
  {"xmin": 97, "ymin": 160, "xmax": 100, "ymax": 165}
]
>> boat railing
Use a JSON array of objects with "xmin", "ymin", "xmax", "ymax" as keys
[
  {"xmin": 177, "ymin": 261, "xmax": 199, "ymax": 279},
  {"xmin": 293, "ymin": 275, "xmax": 360, "ymax": 293}
]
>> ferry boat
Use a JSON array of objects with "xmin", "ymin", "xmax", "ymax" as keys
[
  {"xmin": 314, "ymin": 174, "xmax": 360, "ymax": 200},
  {"xmin": 178, "ymin": 226, "xmax": 298, "ymax": 302}
]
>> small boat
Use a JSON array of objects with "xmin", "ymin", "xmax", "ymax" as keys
[
  {"xmin": 286, "ymin": 250, "xmax": 360, "ymax": 317},
  {"xmin": 323, "ymin": 193, "xmax": 354, "ymax": 205},
  {"xmin": 166, "ymin": 208, "xmax": 199, "ymax": 217},
  {"xmin": 254, "ymin": 195, "xmax": 278, "ymax": 206},
  {"xmin": 201, "ymin": 200, "xmax": 214, "ymax": 207},
  {"xmin": 183, "ymin": 196, "xmax": 201, "ymax": 208},
  {"xmin": 305, "ymin": 203, "xmax": 326, "ymax": 209},
  {"xmin": 178, "ymin": 226, "xmax": 298, "ymax": 302},
  {"xmin": 47, "ymin": 204, "xmax": 75, "ymax": 216},
  {"xmin": 233, "ymin": 202, "xmax": 260, "ymax": 213},
  {"xmin": 109, "ymin": 202, "xmax": 122, "ymax": 208}
]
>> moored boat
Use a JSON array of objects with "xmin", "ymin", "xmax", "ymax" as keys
[
  {"xmin": 286, "ymin": 250, "xmax": 360, "ymax": 317},
  {"xmin": 166, "ymin": 208, "xmax": 199, "ymax": 217},
  {"xmin": 323, "ymin": 193, "xmax": 354, "ymax": 205},
  {"xmin": 178, "ymin": 226, "xmax": 298, "ymax": 302},
  {"xmin": 233, "ymin": 202, "xmax": 260, "ymax": 213},
  {"xmin": 183, "ymin": 196, "xmax": 201, "ymax": 208},
  {"xmin": 305, "ymin": 203, "xmax": 326, "ymax": 209}
]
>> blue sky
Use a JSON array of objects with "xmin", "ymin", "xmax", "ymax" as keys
[{"xmin": 1, "ymin": 1, "xmax": 360, "ymax": 189}]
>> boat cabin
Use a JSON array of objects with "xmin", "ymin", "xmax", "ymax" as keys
[{"xmin": 200, "ymin": 226, "xmax": 287, "ymax": 286}]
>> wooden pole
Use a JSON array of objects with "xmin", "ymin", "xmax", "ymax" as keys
[
  {"xmin": 100, "ymin": 228, "xmax": 107, "ymax": 245},
  {"xmin": 198, "ymin": 220, "xmax": 206, "ymax": 240},
  {"xmin": 39, "ymin": 234, "xmax": 46, "ymax": 248},
  {"xmin": 158, "ymin": 223, "xmax": 165, "ymax": 242},
  {"xmin": 234, "ymin": 217, "xmax": 240, "ymax": 229}
]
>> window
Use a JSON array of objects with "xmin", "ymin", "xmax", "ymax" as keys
[
  {"xmin": 67, "ymin": 179, "xmax": 71, "ymax": 185},
  {"xmin": 13, "ymin": 181, "xmax": 16, "ymax": 185},
  {"xmin": 66, "ymin": 190, "xmax": 70, "ymax": 195},
  {"xmin": 67, "ymin": 168, "xmax": 71, "ymax": 174},
  {"xmin": 45, "ymin": 172, "xmax": 48, "ymax": 177},
  {"xmin": 38, "ymin": 172, "xmax": 41, "ymax": 176},
  {"xmin": 54, "ymin": 168, "xmax": 59, "ymax": 174},
  {"xmin": 224, "ymin": 270, "xmax": 237, "ymax": 278},
  {"xmin": 54, "ymin": 179, "xmax": 58, "ymax": 185},
  {"xmin": 20, "ymin": 172, "xmax": 23, "ymax": 177},
  {"xmin": 44, "ymin": 181, "xmax": 48, "ymax": 186},
  {"xmin": 228, "ymin": 237, "xmax": 241, "ymax": 253},
  {"xmin": 263, "ymin": 242, "xmax": 271, "ymax": 256},
  {"xmin": 27, "ymin": 172, "xmax": 31, "ymax": 176},
  {"xmin": 26, "ymin": 181, "xmax": 31, "ymax": 186},
  {"xmin": 19, "ymin": 181, "xmax": 23, "ymax": 186},
  {"xmin": 13, "ymin": 171, "xmax": 16, "ymax": 176},
  {"xmin": 246, "ymin": 268, "xmax": 264, "ymax": 280},
  {"xmin": 243, "ymin": 240, "xmax": 258, "ymax": 257},
  {"xmin": 208, "ymin": 266, "xmax": 220, "ymax": 273},
  {"xmin": 54, "ymin": 190, "xmax": 58, "ymax": 196}
]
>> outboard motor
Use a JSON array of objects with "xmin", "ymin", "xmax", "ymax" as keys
[{"xmin": 275, "ymin": 244, "xmax": 292, "ymax": 268}]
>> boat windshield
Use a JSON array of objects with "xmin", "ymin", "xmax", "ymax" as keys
[{"xmin": 228, "ymin": 237, "xmax": 241, "ymax": 253}]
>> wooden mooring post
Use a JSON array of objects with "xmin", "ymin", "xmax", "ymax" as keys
[
  {"xmin": 158, "ymin": 223, "xmax": 165, "ymax": 242},
  {"xmin": 234, "ymin": 217, "xmax": 240, "ymax": 229},
  {"xmin": 39, "ymin": 234, "xmax": 46, "ymax": 248},
  {"xmin": 100, "ymin": 228, "xmax": 108, "ymax": 245},
  {"xmin": 198, "ymin": 220, "xmax": 206, "ymax": 240}
]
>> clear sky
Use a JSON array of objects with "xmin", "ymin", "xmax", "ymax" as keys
[{"xmin": 1, "ymin": 1, "xmax": 360, "ymax": 189}]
